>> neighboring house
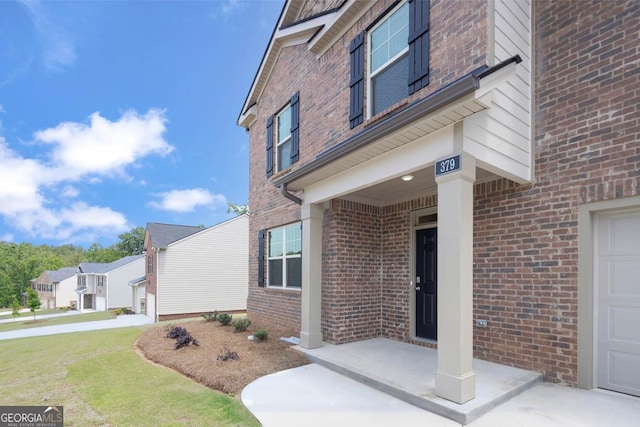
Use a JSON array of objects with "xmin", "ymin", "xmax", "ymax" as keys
[
  {"xmin": 75, "ymin": 255, "xmax": 144, "ymax": 311},
  {"xmin": 144, "ymin": 215, "xmax": 249, "ymax": 322},
  {"xmin": 238, "ymin": 0, "xmax": 639, "ymax": 403},
  {"xmin": 31, "ymin": 267, "xmax": 77, "ymax": 309}
]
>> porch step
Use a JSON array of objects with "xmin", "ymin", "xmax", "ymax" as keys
[{"xmin": 295, "ymin": 338, "xmax": 542, "ymax": 425}]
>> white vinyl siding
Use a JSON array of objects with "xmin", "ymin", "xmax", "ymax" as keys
[
  {"xmin": 156, "ymin": 215, "xmax": 249, "ymax": 316},
  {"xmin": 106, "ymin": 257, "xmax": 145, "ymax": 309},
  {"xmin": 463, "ymin": 0, "xmax": 532, "ymax": 183},
  {"xmin": 56, "ymin": 276, "xmax": 78, "ymax": 308}
]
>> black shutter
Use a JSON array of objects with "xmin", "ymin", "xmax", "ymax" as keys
[
  {"xmin": 349, "ymin": 31, "xmax": 365, "ymax": 129},
  {"xmin": 290, "ymin": 91, "xmax": 299, "ymax": 164},
  {"xmin": 266, "ymin": 116, "xmax": 274, "ymax": 178},
  {"xmin": 258, "ymin": 229, "xmax": 265, "ymax": 286},
  {"xmin": 408, "ymin": 0, "xmax": 430, "ymax": 94}
]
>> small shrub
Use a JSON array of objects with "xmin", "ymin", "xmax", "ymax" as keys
[
  {"xmin": 114, "ymin": 308, "xmax": 122, "ymax": 315},
  {"xmin": 217, "ymin": 347, "xmax": 239, "ymax": 362},
  {"xmin": 217, "ymin": 313, "xmax": 233, "ymax": 325},
  {"xmin": 166, "ymin": 326, "xmax": 200, "ymax": 350},
  {"xmin": 232, "ymin": 318, "xmax": 251, "ymax": 332},
  {"xmin": 201, "ymin": 310, "xmax": 219, "ymax": 322},
  {"xmin": 254, "ymin": 330, "xmax": 268, "ymax": 341}
]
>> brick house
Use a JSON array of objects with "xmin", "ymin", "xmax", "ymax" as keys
[
  {"xmin": 238, "ymin": 0, "xmax": 639, "ymax": 403},
  {"xmin": 31, "ymin": 267, "xmax": 77, "ymax": 309}
]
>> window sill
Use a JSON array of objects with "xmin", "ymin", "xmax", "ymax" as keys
[{"xmin": 263, "ymin": 286, "xmax": 302, "ymax": 293}]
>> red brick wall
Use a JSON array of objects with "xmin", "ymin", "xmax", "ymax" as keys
[
  {"xmin": 248, "ymin": 0, "xmax": 488, "ymax": 342},
  {"xmin": 471, "ymin": 0, "xmax": 639, "ymax": 385}
]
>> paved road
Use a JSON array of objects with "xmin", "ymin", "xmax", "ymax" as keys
[{"xmin": 0, "ymin": 314, "xmax": 153, "ymax": 340}]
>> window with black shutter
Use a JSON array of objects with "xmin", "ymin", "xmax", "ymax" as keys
[
  {"xmin": 266, "ymin": 117, "xmax": 274, "ymax": 177},
  {"xmin": 267, "ymin": 92, "xmax": 301, "ymax": 175},
  {"xmin": 258, "ymin": 229, "xmax": 265, "ymax": 286},
  {"xmin": 349, "ymin": 31, "xmax": 365, "ymax": 129},
  {"xmin": 408, "ymin": 0, "xmax": 430, "ymax": 94}
]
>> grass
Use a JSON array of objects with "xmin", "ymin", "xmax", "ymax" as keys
[
  {"xmin": 0, "ymin": 310, "xmax": 116, "ymax": 332},
  {"xmin": 0, "ymin": 327, "xmax": 259, "ymax": 426},
  {"xmin": 0, "ymin": 308, "xmax": 60, "ymax": 321}
]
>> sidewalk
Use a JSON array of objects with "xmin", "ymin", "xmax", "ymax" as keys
[
  {"xmin": 0, "ymin": 309, "xmax": 84, "ymax": 324},
  {"xmin": 242, "ymin": 364, "xmax": 640, "ymax": 427},
  {"xmin": 0, "ymin": 314, "xmax": 153, "ymax": 340}
]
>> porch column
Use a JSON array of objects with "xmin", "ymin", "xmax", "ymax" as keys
[
  {"xmin": 300, "ymin": 202, "xmax": 324, "ymax": 349},
  {"xmin": 435, "ymin": 152, "xmax": 476, "ymax": 404}
]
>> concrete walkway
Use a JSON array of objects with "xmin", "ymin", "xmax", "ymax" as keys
[
  {"xmin": 242, "ymin": 364, "xmax": 640, "ymax": 427},
  {"xmin": 0, "ymin": 314, "xmax": 153, "ymax": 340},
  {"xmin": 0, "ymin": 309, "xmax": 84, "ymax": 324},
  {"xmin": 243, "ymin": 338, "xmax": 640, "ymax": 427}
]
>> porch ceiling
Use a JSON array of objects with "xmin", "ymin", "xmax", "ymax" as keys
[{"xmin": 340, "ymin": 164, "xmax": 496, "ymax": 207}]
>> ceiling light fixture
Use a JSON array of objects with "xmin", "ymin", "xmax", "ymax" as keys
[{"xmin": 401, "ymin": 175, "xmax": 414, "ymax": 182}]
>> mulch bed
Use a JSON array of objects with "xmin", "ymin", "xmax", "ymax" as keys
[{"xmin": 135, "ymin": 318, "xmax": 309, "ymax": 395}]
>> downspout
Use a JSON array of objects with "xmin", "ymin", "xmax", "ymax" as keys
[{"xmin": 280, "ymin": 183, "xmax": 302, "ymax": 205}]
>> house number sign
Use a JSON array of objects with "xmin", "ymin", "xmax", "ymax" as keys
[{"xmin": 435, "ymin": 154, "xmax": 461, "ymax": 177}]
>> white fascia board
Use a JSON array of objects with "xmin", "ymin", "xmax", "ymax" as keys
[
  {"xmin": 475, "ymin": 61, "xmax": 518, "ymax": 98},
  {"xmin": 302, "ymin": 126, "xmax": 455, "ymax": 204}
]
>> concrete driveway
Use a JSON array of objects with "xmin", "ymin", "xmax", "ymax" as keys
[{"xmin": 0, "ymin": 314, "xmax": 153, "ymax": 341}]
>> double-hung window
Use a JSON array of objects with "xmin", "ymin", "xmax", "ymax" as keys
[
  {"xmin": 349, "ymin": 0, "xmax": 430, "ymax": 127},
  {"xmin": 369, "ymin": 1, "xmax": 409, "ymax": 116},
  {"xmin": 276, "ymin": 104, "xmax": 293, "ymax": 171},
  {"xmin": 268, "ymin": 223, "xmax": 302, "ymax": 288}
]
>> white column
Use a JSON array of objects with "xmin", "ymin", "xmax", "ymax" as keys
[
  {"xmin": 300, "ymin": 203, "xmax": 324, "ymax": 349},
  {"xmin": 435, "ymin": 152, "xmax": 476, "ymax": 404}
]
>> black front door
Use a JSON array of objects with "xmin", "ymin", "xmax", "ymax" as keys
[{"xmin": 415, "ymin": 228, "xmax": 437, "ymax": 340}]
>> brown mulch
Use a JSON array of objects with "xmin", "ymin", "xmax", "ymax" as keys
[{"xmin": 135, "ymin": 318, "xmax": 309, "ymax": 395}]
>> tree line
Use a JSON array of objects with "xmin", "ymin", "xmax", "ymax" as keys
[{"xmin": 0, "ymin": 226, "xmax": 145, "ymax": 308}]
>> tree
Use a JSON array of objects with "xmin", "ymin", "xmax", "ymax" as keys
[
  {"xmin": 115, "ymin": 226, "xmax": 146, "ymax": 256},
  {"xmin": 11, "ymin": 297, "xmax": 21, "ymax": 322},
  {"xmin": 85, "ymin": 243, "xmax": 120, "ymax": 263},
  {"xmin": 26, "ymin": 288, "xmax": 41, "ymax": 320},
  {"xmin": 227, "ymin": 202, "xmax": 249, "ymax": 216}
]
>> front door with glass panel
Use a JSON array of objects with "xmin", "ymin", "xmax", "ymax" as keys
[{"xmin": 415, "ymin": 227, "xmax": 437, "ymax": 340}]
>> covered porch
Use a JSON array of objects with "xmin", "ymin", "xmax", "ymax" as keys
[{"xmin": 274, "ymin": 57, "xmax": 531, "ymax": 405}]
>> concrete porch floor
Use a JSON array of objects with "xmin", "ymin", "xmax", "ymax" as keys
[
  {"xmin": 242, "ymin": 338, "xmax": 640, "ymax": 426},
  {"xmin": 296, "ymin": 338, "xmax": 541, "ymax": 424}
]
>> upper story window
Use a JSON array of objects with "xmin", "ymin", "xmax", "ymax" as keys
[
  {"xmin": 267, "ymin": 222, "xmax": 302, "ymax": 289},
  {"xmin": 349, "ymin": 0, "xmax": 431, "ymax": 128},
  {"xmin": 266, "ymin": 92, "xmax": 299, "ymax": 177},
  {"xmin": 277, "ymin": 104, "xmax": 293, "ymax": 171},
  {"xmin": 98, "ymin": 276, "xmax": 104, "ymax": 287},
  {"xmin": 147, "ymin": 255, "xmax": 153, "ymax": 274},
  {"xmin": 369, "ymin": 1, "xmax": 409, "ymax": 116}
]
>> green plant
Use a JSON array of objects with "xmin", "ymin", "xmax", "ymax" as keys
[
  {"xmin": 201, "ymin": 310, "xmax": 219, "ymax": 322},
  {"xmin": 232, "ymin": 318, "xmax": 251, "ymax": 332},
  {"xmin": 254, "ymin": 330, "xmax": 268, "ymax": 341},
  {"xmin": 114, "ymin": 308, "xmax": 122, "ymax": 315},
  {"xmin": 217, "ymin": 313, "xmax": 233, "ymax": 325}
]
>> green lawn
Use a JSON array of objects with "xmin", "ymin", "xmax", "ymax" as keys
[
  {"xmin": 0, "ymin": 310, "xmax": 116, "ymax": 332},
  {"xmin": 0, "ymin": 327, "xmax": 259, "ymax": 426},
  {"xmin": 0, "ymin": 308, "xmax": 60, "ymax": 321}
]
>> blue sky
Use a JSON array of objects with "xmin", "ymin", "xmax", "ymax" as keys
[{"xmin": 0, "ymin": 0, "xmax": 282, "ymax": 247}]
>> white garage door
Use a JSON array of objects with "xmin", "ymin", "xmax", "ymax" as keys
[
  {"xmin": 146, "ymin": 293, "xmax": 156, "ymax": 322},
  {"xmin": 597, "ymin": 210, "xmax": 640, "ymax": 397}
]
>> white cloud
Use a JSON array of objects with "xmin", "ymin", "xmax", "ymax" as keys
[
  {"xmin": 19, "ymin": 0, "xmax": 77, "ymax": 71},
  {"xmin": 36, "ymin": 109, "xmax": 173, "ymax": 180},
  {"xmin": 0, "ymin": 109, "xmax": 173, "ymax": 242},
  {"xmin": 211, "ymin": 0, "xmax": 248, "ymax": 20},
  {"xmin": 61, "ymin": 185, "xmax": 79, "ymax": 198},
  {"xmin": 0, "ymin": 104, "xmax": 4, "ymax": 113},
  {"xmin": 149, "ymin": 188, "xmax": 226, "ymax": 213}
]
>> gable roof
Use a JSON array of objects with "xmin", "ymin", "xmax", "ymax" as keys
[
  {"xmin": 45, "ymin": 267, "xmax": 76, "ymax": 283},
  {"xmin": 78, "ymin": 255, "xmax": 144, "ymax": 274},
  {"xmin": 238, "ymin": 0, "xmax": 375, "ymax": 129},
  {"xmin": 146, "ymin": 223, "xmax": 206, "ymax": 249}
]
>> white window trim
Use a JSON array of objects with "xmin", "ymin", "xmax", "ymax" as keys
[
  {"xmin": 267, "ymin": 222, "xmax": 302, "ymax": 289},
  {"xmin": 276, "ymin": 104, "xmax": 292, "ymax": 172},
  {"xmin": 366, "ymin": 0, "xmax": 409, "ymax": 118}
]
